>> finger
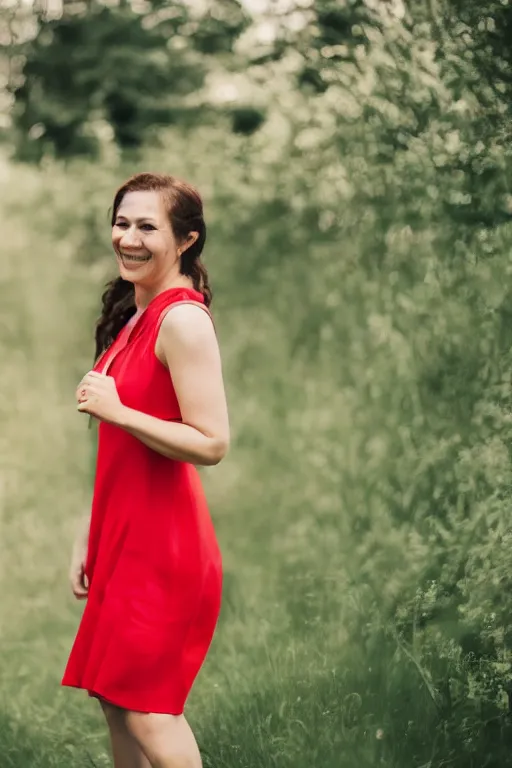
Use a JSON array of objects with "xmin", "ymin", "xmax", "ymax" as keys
[
  {"xmin": 79, "ymin": 386, "xmax": 99, "ymax": 399},
  {"xmin": 76, "ymin": 380, "xmax": 89, "ymax": 398},
  {"xmin": 70, "ymin": 568, "xmax": 89, "ymax": 596},
  {"xmin": 69, "ymin": 565, "xmax": 85, "ymax": 582},
  {"xmin": 70, "ymin": 579, "xmax": 88, "ymax": 598},
  {"xmin": 79, "ymin": 374, "xmax": 98, "ymax": 389},
  {"xmin": 77, "ymin": 397, "xmax": 99, "ymax": 412}
]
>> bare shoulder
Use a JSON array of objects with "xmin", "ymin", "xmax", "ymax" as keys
[
  {"xmin": 160, "ymin": 303, "xmax": 214, "ymax": 340},
  {"xmin": 156, "ymin": 304, "xmax": 216, "ymax": 364}
]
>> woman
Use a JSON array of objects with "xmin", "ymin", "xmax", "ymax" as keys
[{"xmin": 62, "ymin": 172, "xmax": 229, "ymax": 768}]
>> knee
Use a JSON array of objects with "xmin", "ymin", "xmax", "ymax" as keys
[
  {"xmin": 125, "ymin": 712, "xmax": 198, "ymax": 767},
  {"xmin": 125, "ymin": 710, "xmax": 179, "ymax": 746}
]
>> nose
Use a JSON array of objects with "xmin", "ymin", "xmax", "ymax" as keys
[{"xmin": 120, "ymin": 225, "xmax": 142, "ymax": 249}]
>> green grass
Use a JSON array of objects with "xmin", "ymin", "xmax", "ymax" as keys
[
  {"xmin": 0, "ymin": 153, "xmax": 357, "ymax": 767},
  {"xmin": 3, "ymin": 143, "xmax": 512, "ymax": 768}
]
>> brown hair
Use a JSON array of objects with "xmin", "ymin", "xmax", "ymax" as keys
[{"xmin": 94, "ymin": 172, "xmax": 211, "ymax": 362}]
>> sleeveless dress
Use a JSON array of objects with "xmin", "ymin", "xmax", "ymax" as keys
[{"xmin": 61, "ymin": 286, "xmax": 223, "ymax": 715}]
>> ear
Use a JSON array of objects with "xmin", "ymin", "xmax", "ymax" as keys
[{"xmin": 179, "ymin": 231, "xmax": 199, "ymax": 256}]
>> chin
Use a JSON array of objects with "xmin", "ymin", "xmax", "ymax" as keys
[
  {"xmin": 118, "ymin": 271, "xmax": 148, "ymax": 287},
  {"xmin": 117, "ymin": 259, "xmax": 152, "ymax": 284},
  {"xmin": 118, "ymin": 272, "xmax": 137, "ymax": 284}
]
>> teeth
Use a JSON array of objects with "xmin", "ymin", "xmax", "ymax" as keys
[{"xmin": 121, "ymin": 254, "xmax": 151, "ymax": 262}]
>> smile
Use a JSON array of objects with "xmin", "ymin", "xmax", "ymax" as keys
[{"xmin": 119, "ymin": 252, "xmax": 152, "ymax": 262}]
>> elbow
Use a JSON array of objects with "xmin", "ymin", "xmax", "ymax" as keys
[{"xmin": 203, "ymin": 436, "xmax": 230, "ymax": 466}]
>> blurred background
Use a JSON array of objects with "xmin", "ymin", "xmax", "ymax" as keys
[{"xmin": 2, "ymin": 0, "xmax": 512, "ymax": 765}]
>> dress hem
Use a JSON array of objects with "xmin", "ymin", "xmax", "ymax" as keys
[{"xmin": 60, "ymin": 681, "xmax": 185, "ymax": 716}]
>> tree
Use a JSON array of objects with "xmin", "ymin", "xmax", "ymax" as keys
[{"xmin": 5, "ymin": 0, "xmax": 250, "ymax": 161}]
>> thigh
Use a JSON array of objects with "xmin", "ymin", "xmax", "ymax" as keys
[
  {"xmin": 99, "ymin": 698, "xmax": 126, "ymax": 729},
  {"xmin": 99, "ymin": 700, "xmax": 152, "ymax": 768},
  {"xmin": 125, "ymin": 710, "xmax": 183, "ymax": 745}
]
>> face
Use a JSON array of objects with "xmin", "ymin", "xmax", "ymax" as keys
[{"xmin": 112, "ymin": 190, "xmax": 180, "ymax": 286}]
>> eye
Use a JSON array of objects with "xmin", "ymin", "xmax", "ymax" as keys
[
  {"xmin": 140, "ymin": 223, "xmax": 156, "ymax": 232},
  {"xmin": 114, "ymin": 221, "xmax": 128, "ymax": 229}
]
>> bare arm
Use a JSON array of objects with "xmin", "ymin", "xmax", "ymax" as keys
[{"xmin": 113, "ymin": 304, "xmax": 230, "ymax": 465}]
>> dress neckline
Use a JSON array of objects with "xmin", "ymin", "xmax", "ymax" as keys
[
  {"xmin": 143, "ymin": 285, "xmax": 203, "ymax": 310},
  {"xmin": 96, "ymin": 286, "xmax": 203, "ymax": 369},
  {"xmin": 127, "ymin": 285, "xmax": 204, "ymax": 346},
  {"xmin": 129, "ymin": 286, "xmax": 203, "ymax": 332}
]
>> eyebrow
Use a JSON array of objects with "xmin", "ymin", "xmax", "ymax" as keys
[{"xmin": 115, "ymin": 215, "xmax": 158, "ymax": 224}]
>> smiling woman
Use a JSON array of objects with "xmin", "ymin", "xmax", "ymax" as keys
[
  {"xmin": 61, "ymin": 173, "xmax": 229, "ymax": 768},
  {"xmin": 111, "ymin": 181, "xmax": 204, "ymax": 307},
  {"xmin": 113, "ymin": 197, "xmax": 187, "ymax": 272}
]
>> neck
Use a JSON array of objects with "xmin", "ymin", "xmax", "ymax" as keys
[{"xmin": 133, "ymin": 276, "xmax": 195, "ymax": 310}]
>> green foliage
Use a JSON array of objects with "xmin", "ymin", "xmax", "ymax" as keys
[
  {"xmin": 190, "ymin": 0, "xmax": 249, "ymax": 55},
  {"xmin": 212, "ymin": 0, "xmax": 512, "ymax": 754},
  {"xmin": 230, "ymin": 105, "xmax": 266, "ymax": 135},
  {"xmin": 441, "ymin": 0, "xmax": 512, "ymax": 102},
  {"xmin": 8, "ymin": 0, "xmax": 249, "ymax": 160}
]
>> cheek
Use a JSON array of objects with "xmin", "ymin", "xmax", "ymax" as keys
[
  {"xmin": 150, "ymin": 236, "xmax": 169, "ymax": 257},
  {"xmin": 162, "ymin": 235, "xmax": 178, "ymax": 257}
]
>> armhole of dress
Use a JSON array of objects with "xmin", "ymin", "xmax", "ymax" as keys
[
  {"xmin": 154, "ymin": 300, "xmax": 216, "ymax": 367},
  {"xmin": 156, "ymin": 300, "xmax": 215, "ymax": 336}
]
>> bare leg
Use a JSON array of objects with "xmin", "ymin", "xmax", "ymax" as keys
[
  {"xmin": 100, "ymin": 700, "xmax": 152, "ymax": 768},
  {"xmin": 125, "ymin": 711, "xmax": 203, "ymax": 768}
]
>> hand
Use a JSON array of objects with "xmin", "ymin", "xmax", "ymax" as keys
[
  {"xmin": 69, "ymin": 532, "xmax": 89, "ymax": 601},
  {"xmin": 76, "ymin": 371, "xmax": 125, "ymax": 425}
]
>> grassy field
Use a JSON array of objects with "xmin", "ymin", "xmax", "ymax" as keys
[
  {"xmin": 0, "ymin": 149, "xmax": 377, "ymax": 768},
  {"xmin": 0, "ymin": 164, "xmax": 348, "ymax": 767},
  {"xmin": 2, "ymin": 125, "xmax": 512, "ymax": 768},
  {"xmin": 0, "ymin": 152, "xmax": 354, "ymax": 767}
]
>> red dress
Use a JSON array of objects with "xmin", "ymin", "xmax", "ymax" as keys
[{"xmin": 62, "ymin": 286, "xmax": 223, "ymax": 715}]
